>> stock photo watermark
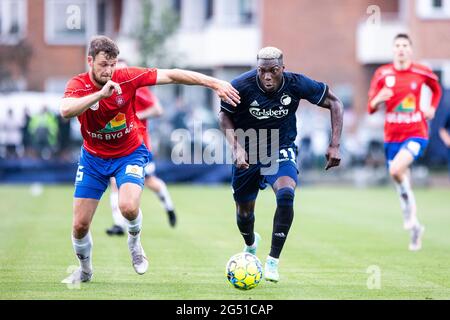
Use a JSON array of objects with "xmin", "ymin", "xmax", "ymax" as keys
[
  {"xmin": 170, "ymin": 122, "xmax": 286, "ymax": 175},
  {"xmin": 366, "ymin": 265, "xmax": 381, "ymax": 290}
]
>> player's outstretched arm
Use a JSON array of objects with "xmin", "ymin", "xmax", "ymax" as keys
[
  {"xmin": 318, "ymin": 89, "xmax": 344, "ymax": 170},
  {"xmin": 218, "ymin": 111, "xmax": 249, "ymax": 170},
  {"xmin": 61, "ymin": 80, "xmax": 122, "ymax": 119},
  {"xmin": 156, "ymin": 69, "xmax": 240, "ymax": 107}
]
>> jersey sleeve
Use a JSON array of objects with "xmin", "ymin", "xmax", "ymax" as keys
[
  {"xmin": 135, "ymin": 87, "xmax": 156, "ymax": 112},
  {"xmin": 292, "ymin": 74, "xmax": 328, "ymax": 106},
  {"xmin": 422, "ymin": 68, "xmax": 442, "ymax": 109},
  {"xmin": 125, "ymin": 67, "xmax": 158, "ymax": 89},
  {"xmin": 220, "ymin": 78, "xmax": 240, "ymax": 114},
  {"xmin": 63, "ymin": 77, "xmax": 88, "ymax": 98}
]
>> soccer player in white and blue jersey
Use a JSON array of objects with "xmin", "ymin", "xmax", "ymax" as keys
[{"xmin": 219, "ymin": 47, "xmax": 344, "ymax": 282}]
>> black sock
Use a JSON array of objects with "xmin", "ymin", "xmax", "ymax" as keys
[
  {"xmin": 236, "ymin": 212, "xmax": 255, "ymax": 246},
  {"xmin": 270, "ymin": 188, "xmax": 295, "ymax": 259}
]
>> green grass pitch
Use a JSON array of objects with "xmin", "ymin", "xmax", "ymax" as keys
[{"xmin": 0, "ymin": 184, "xmax": 449, "ymax": 300}]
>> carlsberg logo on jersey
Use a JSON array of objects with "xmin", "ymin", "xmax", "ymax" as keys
[{"xmin": 249, "ymin": 107, "xmax": 289, "ymax": 120}]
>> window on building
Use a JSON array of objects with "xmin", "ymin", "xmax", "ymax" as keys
[
  {"xmin": 205, "ymin": 0, "xmax": 214, "ymax": 21},
  {"xmin": 239, "ymin": 0, "xmax": 256, "ymax": 25},
  {"xmin": 0, "ymin": 0, "xmax": 26, "ymax": 45},
  {"xmin": 173, "ymin": 0, "xmax": 182, "ymax": 16},
  {"xmin": 416, "ymin": 0, "xmax": 450, "ymax": 19},
  {"xmin": 45, "ymin": 0, "xmax": 97, "ymax": 45},
  {"xmin": 433, "ymin": 0, "xmax": 443, "ymax": 8}
]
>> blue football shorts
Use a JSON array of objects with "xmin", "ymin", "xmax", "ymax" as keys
[
  {"xmin": 231, "ymin": 146, "xmax": 299, "ymax": 203},
  {"xmin": 384, "ymin": 137, "xmax": 428, "ymax": 168},
  {"xmin": 74, "ymin": 144, "xmax": 152, "ymax": 200}
]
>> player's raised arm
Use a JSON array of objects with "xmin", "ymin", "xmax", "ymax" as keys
[
  {"xmin": 318, "ymin": 89, "xmax": 344, "ymax": 170},
  {"xmin": 60, "ymin": 80, "xmax": 122, "ymax": 119},
  {"xmin": 156, "ymin": 69, "xmax": 240, "ymax": 106}
]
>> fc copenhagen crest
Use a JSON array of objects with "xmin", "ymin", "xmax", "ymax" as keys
[
  {"xmin": 281, "ymin": 94, "xmax": 292, "ymax": 106},
  {"xmin": 115, "ymin": 95, "xmax": 125, "ymax": 106}
]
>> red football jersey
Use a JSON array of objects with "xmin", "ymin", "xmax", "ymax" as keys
[
  {"xmin": 368, "ymin": 62, "xmax": 442, "ymax": 143},
  {"xmin": 64, "ymin": 67, "xmax": 157, "ymax": 158},
  {"xmin": 134, "ymin": 87, "xmax": 157, "ymax": 151}
]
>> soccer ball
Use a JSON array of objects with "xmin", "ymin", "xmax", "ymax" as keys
[{"xmin": 225, "ymin": 252, "xmax": 263, "ymax": 290}]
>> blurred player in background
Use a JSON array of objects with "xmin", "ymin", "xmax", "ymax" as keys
[
  {"xmin": 438, "ymin": 109, "xmax": 450, "ymax": 180},
  {"xmin": 368, "ymin": 34, "xmax": 442, "ymax": 251},
  {"xmin": 107, "ymin": 60, "xmax": 177, "ymax": 236},
  {"xmin": 60, "ymin": 35, "xmax": 240, "ymax": 284},
  {"xmin": 219, "ymin": 47, "xmax": 343, "ymax": 282}
]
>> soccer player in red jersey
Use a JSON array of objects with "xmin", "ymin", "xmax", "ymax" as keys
[
  {"xmin": 60, "ymin": 36, "xmax": 240, "ymax": 284},
  {"xmin": 368, "ymin": 34, "xmax": 442, "ymax": 251},
  {"xmin": 107, "ymin": 61, "xmax": 177, "ymax": 236}
]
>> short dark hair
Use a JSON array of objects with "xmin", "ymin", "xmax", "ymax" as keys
[
  {"xmin": 88, "ymin": 35, "xmax": 120, "ymax": 60},
  {"xmin": 394, "ymin": 33, "xmax": 412, "ymax": 45}
]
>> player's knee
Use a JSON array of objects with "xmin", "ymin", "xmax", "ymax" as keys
[
  {"xmin": 119, "ymin": 200, "xmax": 139, "ymax": 220},
  {"xmin": 389, "ymin": 166, "xmax": 403, "ymax": 181},
  {"xmin": 276, "ymin": 187, "xmax": 295, "ymax": 207},
  {"xmin": 236, "ymin": 203, "xmax": 255, "ymax": 218},
  {"xmin": 73, "ymin": 221, "xmax": 90, "ymax": 237}
]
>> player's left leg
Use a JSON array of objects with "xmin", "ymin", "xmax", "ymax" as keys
[
  {"xmin": 115, "ymin": 144, "xmax": 151, "ymax": 274},
  {"xmin": 388, "ymin": 139, "xmax": 427, "ymax": 250},
  {"xmin": 118, "ymin": 182, "xmax": 148, "ymax": 274},
  {"xmin": 264, "ymin": 176, "xmax": 296, "ymax": 282}
]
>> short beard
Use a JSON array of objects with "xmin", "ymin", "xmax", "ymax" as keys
[{"xmin": 93, "ymin": 73, "xmax": 109, "ymax": 86}]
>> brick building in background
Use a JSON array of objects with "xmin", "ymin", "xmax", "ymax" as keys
[
  {"xmin": 261, "ymin": 0, "xmax": 450, "ymax": 124},
  {"xmin": 0, "ymin": 0, "xmax": 122, "ymax": 93}
]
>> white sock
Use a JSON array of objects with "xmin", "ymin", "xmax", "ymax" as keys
[
  {"xmin": 72, "ymin": 232, "xmax": 93, "ymax": 274},
  {"xmin": 394, "ymin": 176, "xmax": 419, "ymax": 227},
  {"xmin": 110, "ymin": 191, "xmax": 126, "ymax": 228},
  {"xmin": 156, "ymin": 183, "xmax": 174, "ymax": 212},
  {"xmin": 267, "ymin": 256, "xmax": 279, "ymax": 264},
  {"xmin": 126, "ymin": 209, "xmax": 143, "ymax": 236}
]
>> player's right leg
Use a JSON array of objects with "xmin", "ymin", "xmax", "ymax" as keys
[
  {"xmin": 62, "ymin": 148, "xmax": 109, "ymax": 284},
  {"xmin": 62, "ymin": 198, "xmax": 99, "ymax": 284},
  {"xmin": 231, "ymin": 165, "xmax": 262, "ymax": 256}
]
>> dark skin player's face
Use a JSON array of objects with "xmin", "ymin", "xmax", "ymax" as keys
[{"xmin": 257, "ymin": 59, "xmax": 285, "ymax": 93}]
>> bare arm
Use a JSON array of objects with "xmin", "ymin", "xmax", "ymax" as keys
[
  {"xmin": 60, "ymin": 80, "xmax": 122, "ymax": 119},
  {"xmin": 318, "ymin": 89, "xmax": 344, "ymax": 170},
  {"xmin": 368, "ymin": 87, "xmax": 393, "ymax": 113},
  {"xmin": 156, "ymin": 69, "xmax": 240, "ymax": 107},
  {"xmin": 439, "ymin": 128, "xmax": 450, "ymax": 147},
  {"xmin": 218, "ymin": 111, "xmax": 249, "ymax": 169}
]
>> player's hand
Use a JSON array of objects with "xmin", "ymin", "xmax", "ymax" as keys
[
  {"xmin": 423, "ymin": 107, "xmax": 436, "ymax": 120},
  {"xmin": 215, "ymin": 80, "xmax": 240, "ymax": 107},
  {"xmin": 233, "ymin": 146, "xmax": 249, "ymax": 170},
  {"xmin": 375, "ymin": 87, "xmax": 394, "ymax": 104},
  {"xmin": 325, "ymin": 145, "xmax": 341, "ymax": 170},
  {"xmin": 99, "ymin": 80, "xmax": 122, "ymax": 99}
]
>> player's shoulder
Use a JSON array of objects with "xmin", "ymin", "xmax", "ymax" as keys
[
  {"xmin": 65, "ymin": 72, "xmax": 91, "ymax": 94},
  {"xmin": 410, "ymin": 62, "xmax": 437, "ymax": 79},
  {"xmin": 113, "ymin": 67, "xmax": 157, "ymax": 84},
  {"xmin": 231, "ymin": 69, "xmax": 257, "ymax": 91},
  {"xmin": 376, "ymin": 64, "xmax": 395, "ymax": 76}
]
